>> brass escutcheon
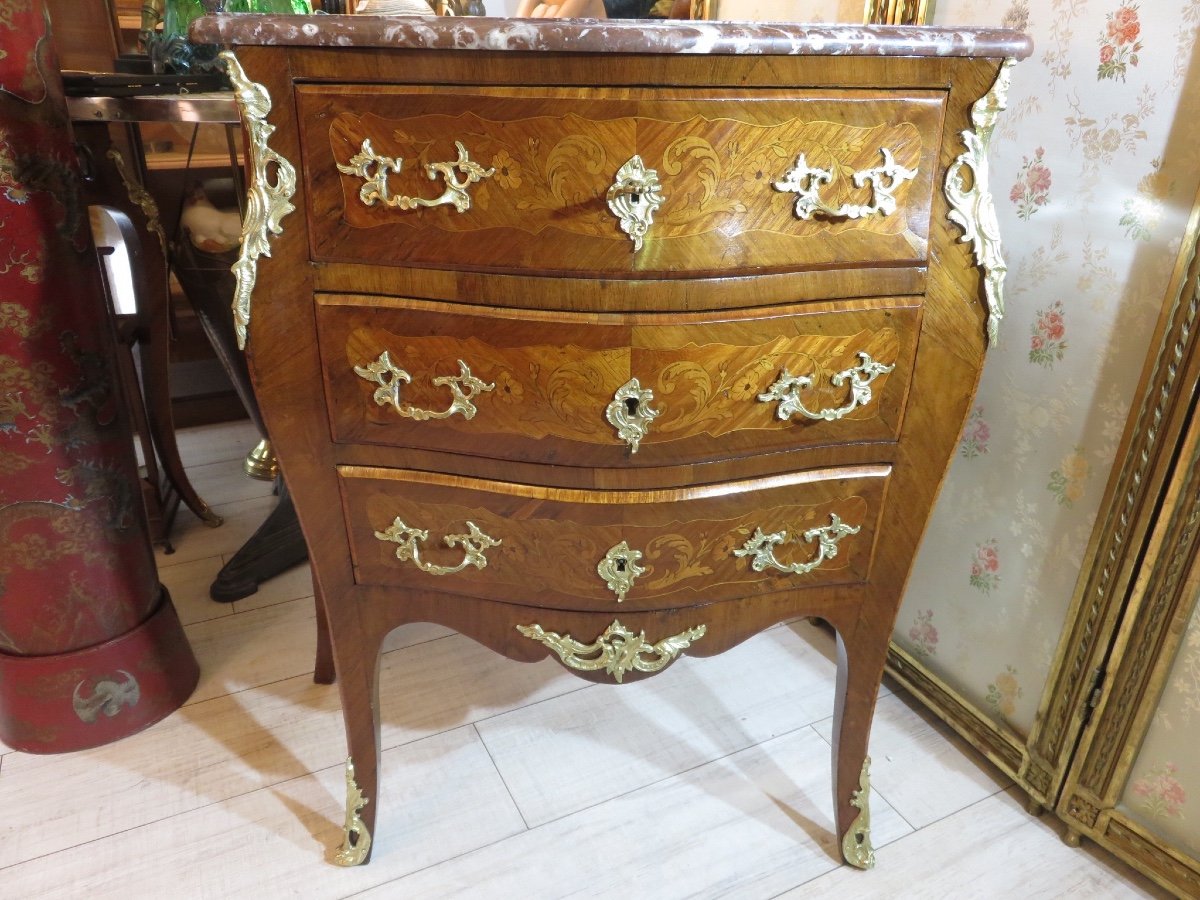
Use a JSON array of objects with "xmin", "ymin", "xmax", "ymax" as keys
[
  {"xmin": 597, "ymin": 541, "xmax": 647, "ymax": 602},
  {"xmin": 605, "ymin": 378, "xmax": 660, "ymax": 453},
  {"xmin": 606, "ymin": 155, "xmax": 665, "ymax": 252}
]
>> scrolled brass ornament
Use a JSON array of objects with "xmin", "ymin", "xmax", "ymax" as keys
[
  {"xmin": 220, "ymin": 51, "xmax": 297, "ymax": 350},
  {"xmin": 774, "ymin": 147, "xmax": 916, "ymax": 221},
  {"xmin": 758, "ymin": 352, "xmax": 895, "ymax": 422},
  {"xmin": 333, "ymin": 757, "xmax": 372, "ymax": 867},
  {"xmin": 337, "ymin": 138, "xmax": 494, "ymax": 213},
  {"xmin": 733, "ymin": 513, "xmax": 859, "ymax": 577},
  {"xmin": 106, "ymin": 148, "xmax": 167, "ymax": 256},
  {"xmin": 597, "ymin": 541, "xmax": 646, "ymax": 603},
  {"xmin": 354, "ymin": 351, "xmax": 494, "ymax": 421},
  {"xmin": 841, "ymin": 756, "xmax": 875, "ymax": 869},
  {"xmin": 605, "ymin": 378, "xmax": 660, "ymax": 453},
  {"xmin": 516, "ymin": 619, "xmax": 705, "ymax": 683},
  {"xmin": 606, "ymin": 155, "xmax": 665, "ymax": 251},
  {"xmin": 374, "ymin": 518, "xmax": 500, "ymax": 576},
  {"xmin": 945, "ymin": 59, "xmax": 1016, "ymax": 348}
]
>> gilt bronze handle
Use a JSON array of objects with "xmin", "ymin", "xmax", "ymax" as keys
[
  {"xmin": 337, "ymin": 139, "xmax": 494, "ymax": 213},
  {"xmin": 733, "ymin": 513, "xmax": 859, "ymax": 577},
  {"xmin": 354, "ymin": 352, "xmax": 494, "ymax": 422},
  {"xmin": 374, "ymin": 518, "xmax": 500, "ymax": 576},
  {"xmin": 758, "ymin": 352, "xmax": 894, "ymax": 422},
  {"xmin": 774, "ymin": 148, "xmax": 916, "ymax": 221}
]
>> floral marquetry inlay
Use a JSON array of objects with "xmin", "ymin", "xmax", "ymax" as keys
[
  {"xmin": 340, "ymin": 324, "xmax": 903, "ymax": 449},
  {"xmin": 358, "ymin": 489, "xmax": 873, "ymax": 608},
  {"xmin": 325, "ymin": 105, "xmax": 929, "ymax": 245}
]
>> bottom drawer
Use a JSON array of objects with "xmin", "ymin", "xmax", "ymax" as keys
[{"xmin": 340, "ymin": 465, "xmax": 889, "ymax": 612}]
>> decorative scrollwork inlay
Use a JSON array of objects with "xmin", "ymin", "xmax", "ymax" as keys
[
  {"xmin": 516, "ymin": 619, "xmax": 705, "ymax": 683},
  {"xmin": 841, "ymin": 756, "xmax": 875, "ymax": 869},
  {"xmin": 606, "ymin": 155, "xmax": 665, "ymax": 251},
  {"xmin": 733, "ymin": 513, "xmax": 859, "ymax": 577},
  {"xmin": 374, "ymin": 518, "xmax": 500, "ymax": 576},
  {"xmin": 605, "ymin": 378, "xmax": 660, "ymax": 453},
  {"xmin": 774, "ymin": 148, "xmax": 916, "ymax": 221},
  {"xmin": 333, "ymin": 757, "xmax": 372, "ymax": 867},
  {"xmin": 337, "ymin": 139, "xmax": 494, "ymax": 212},
  {"xmin": 944, "ymin": 58, "xmax": 1015, "ymax": 348},
  {"xmin": 220, "ymin": 51, "xmax": 297, "ymax": 351},
  {"xmin": 597, "ymin": 541, "xmax": 646, "ymax": 603},
  {"xmin": 758, "ymin": 352, "xmax": 895, "ymax": 422},
  {"xmin": 354, "ymin": 351, "xmax": 494, "ymax": 421}
]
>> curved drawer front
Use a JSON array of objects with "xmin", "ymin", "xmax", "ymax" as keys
[
  {"xmin": 298, "ymin": 85, "xmax": 943, "ymax": 277},
  {"xmin": 340, "ymin": 465, "xmax": 889, "ymax": 611},
  {"xmin": 318, "ymin": 294, "xmax": 920, "ymax": 466}
]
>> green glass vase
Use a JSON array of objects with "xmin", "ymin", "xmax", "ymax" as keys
[{"xmin": 157, "ymin": 0, "xmax": 313, "ymax": 73}]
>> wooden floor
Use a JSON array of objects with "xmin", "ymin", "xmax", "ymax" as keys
[{"xmin": 0, "ymin": 421, "xmax": 1176, "ymax": 899}]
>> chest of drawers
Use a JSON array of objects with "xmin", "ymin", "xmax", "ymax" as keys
[{"xmin": 195, "ymin": 14, "xmax": 1031, "ymax": 869}]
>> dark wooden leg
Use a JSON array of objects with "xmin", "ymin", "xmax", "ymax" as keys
[
  {"xmin": 332, "ymin": 627, "xmax": 383, "ymax": 867},
  {"xmin": 209, "ymin": 476, "xmax": 309, "ymax": 601},
  {"xmin": 136, "ymin": 278, "xmax": 223, "ymax": 529},
  {"xmin": 313, "ymin": 583, "xmax": 335, "ymax": 685},
  {"xmin": 831, "ymin": 613, "xmax": 891, "ymax": 870}
]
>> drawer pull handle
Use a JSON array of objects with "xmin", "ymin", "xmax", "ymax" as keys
[
  {"xmin": 774, "ymin": 148, "xmax": 916, "ymax": 221},
  {"xmin": 758, "ymin": 352, "xmax": 894, "ymax": 422},
  {"xmin": 606, "ymin": 155, "xmax": 665, "ymax": 252},
  {"xmin": 597, "ymin": 541, "xmax": 647, "ymax": 603},
  {"xmin": 733, "ymin": 513, "xmax": 860, "ymax": 577},
  {"xmin": 374, "ymin": 518, "xmax": 500, "ymax": 576},
  {"xmin": 337, "ymin": 139, "xmax": 494, "ymax": 213},
  {"xmin": 605, "ymin": 378, "xmax": 660, "ymax": 453},
  {"xmin": 354, "ymin": 352, "xmax": 494, "ymax": 421},
  {"xmin": 516, "ymin": 619, "xmax": 706, "ymax": 683}
]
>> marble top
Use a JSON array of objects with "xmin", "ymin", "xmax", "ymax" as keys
[{"xmin": 191, "ymin": 15, "xmax": 1032, "ymax": 59}]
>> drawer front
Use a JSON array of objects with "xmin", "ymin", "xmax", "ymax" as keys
[
  {"xmin": 298, "ymin": 86, "xmax": 944, "ymax": 277},
  {"xmin": 341, "ymin": 465, "xmax": 889, "ymax": 611},
  {"xmin": 318, "ymin": 295, "xmax": 920, "ymax": 466}
]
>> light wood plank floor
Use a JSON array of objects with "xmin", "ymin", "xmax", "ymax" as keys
[{"xmin": 0, "ymin": 421, "xmax": 1175, "ymax": 899}]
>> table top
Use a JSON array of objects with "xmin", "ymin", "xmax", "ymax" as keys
[
  {"xmin": 66, "ymin": 91, "xmax": 240, "ymax": 124},
  {"xmin": 191, "ymin": 14, "xmax": 1033, "ymax": 59}
]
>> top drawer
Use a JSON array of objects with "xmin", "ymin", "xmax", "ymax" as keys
[{"xmin": 297, "ymin": 86, "xmax": 945, "ymax": 278}]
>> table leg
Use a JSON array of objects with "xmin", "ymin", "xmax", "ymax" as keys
[
  {"xmin": 831, "ymin": 619, "xmax": 891, "ymax": 870},
  {"xmin": 332, "ymin": 633, "xmax": 383, "ymax": 867}
]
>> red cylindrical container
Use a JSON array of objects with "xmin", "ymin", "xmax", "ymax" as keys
[{"xmin": 0, "ymin": 2, "xmax": 199, "ymax": 753}]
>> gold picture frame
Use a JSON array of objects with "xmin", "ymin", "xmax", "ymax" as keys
[{"xmin": 863, "ymin": 0, "xmax": 929, "ymax": 25}]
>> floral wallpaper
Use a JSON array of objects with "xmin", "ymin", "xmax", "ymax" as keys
[
  {"xmin": 891, "ymin": 0, "xmax": 1200, "ymax": 745},
  {"xmin": 888, "ymin": 0, "xmax": 1200, "ymax": 852}
]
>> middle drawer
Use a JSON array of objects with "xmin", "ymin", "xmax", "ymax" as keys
[{"xmin": 317, "ymin": 294, "xmax": 920, "ymax": 468}]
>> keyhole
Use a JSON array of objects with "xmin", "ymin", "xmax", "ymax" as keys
[
  {"xmin": 615, "ymin": 557, "xmax": 627, "ymax": 573},
  {"xmin": 630, "ymin": 191, "xmax": 641, "ymax": 204},
  {"xmin": 625, "ymin": 397, "xmax": 640, "ymax": 417}
]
